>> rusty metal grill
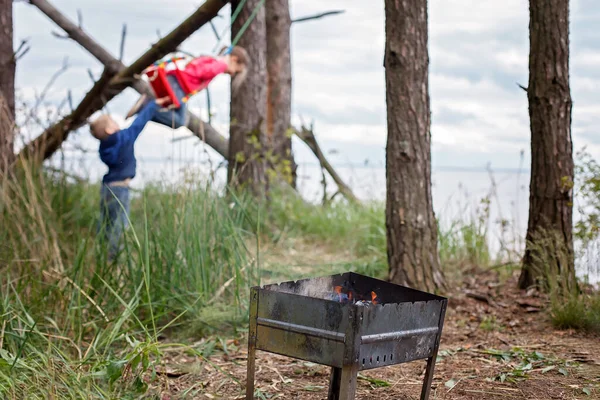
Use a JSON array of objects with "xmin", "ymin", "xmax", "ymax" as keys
[{"xmin": 245, "ymin": 272, "xmax": 447, "ymax": 399}]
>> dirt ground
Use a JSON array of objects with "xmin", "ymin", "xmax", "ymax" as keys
[{"xmin": 154, "ymin": 268, "xmax": 600, "ymax": 399}]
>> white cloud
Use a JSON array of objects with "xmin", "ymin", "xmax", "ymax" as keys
[{"xmin": 12, "ymin": 0, "xmax": 600, "ymax": 173}]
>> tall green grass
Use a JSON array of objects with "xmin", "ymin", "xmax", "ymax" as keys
[
  {"xmin": 258, "ymin": 187, "xmax": 493, "ymax": 280},
  {"xmin": 3, "ymin": 161, "xmax": 567, "ymax": 398},
  {"xmin": 0, "ymin": 166, "xmax": 259, "ymax": 398}
]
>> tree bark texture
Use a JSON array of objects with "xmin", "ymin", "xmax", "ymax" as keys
[
  {"xmin": 266, "ymin": 0, "xmax": 296, "ymax": 186},
  {"xmin": 0, "ymin": 0, "xmax": 15, "ymax": 169},
  {"xmin": 227, "ymin": 0, "xmax": 268, "ymax": 192},
  {"xmin": 519, "ymin": 0, "xmax": 574, "ymax": 289},
  {"xmin": 384, "ymin": 0, "xmax": 444, "ymax": 292}
]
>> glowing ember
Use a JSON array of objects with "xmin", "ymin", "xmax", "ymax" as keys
[
  {"xmin": 371, "ymin": 291, "xmax": 379, "ymax": 304},
  {"xmin": 328, "ymin": 285, "xmax": 380, "ymax": 305}
]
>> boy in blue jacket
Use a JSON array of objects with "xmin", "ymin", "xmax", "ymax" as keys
[{"xmin": 89, "ymin": 97, "xmax": 169, "ymax": 260}]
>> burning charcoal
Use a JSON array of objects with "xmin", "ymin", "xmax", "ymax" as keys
[
  {"xmin": 371, "ymin": 291, "xmax": 380, "ymax": 305},
  {"xmin": 332, "ymin": 285, "xmax": 354, "ymax": 304}
]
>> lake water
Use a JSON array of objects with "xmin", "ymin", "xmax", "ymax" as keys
[{"xmin": 51, "ymin": 152, "xmax": 599, "ymax": 284}]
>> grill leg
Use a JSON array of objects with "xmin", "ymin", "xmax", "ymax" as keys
[
  {"xmin": 338, "ymin": 366, "xmax": 358, "ymax": 400},
  {"xmin": 327, "ymin": 366, "xmax": 357, "ymax": 400},
  {"xmin": 245, "ymin": 340, "xmax": 257, "ymax": 399},
  {"xmin": 420, "ymin": 301, "xmax": 447, "ymax": 400},
  {"xmin": 419, "ymin": 356, "xmax": 437, "ymax": 400},
  {"xmin": 246, "ymin": 288, "xmax": 259, "ymax": 399},
  {"xmin": 327, "ymin": 367, "xmax": 342, "ymax": 399}
]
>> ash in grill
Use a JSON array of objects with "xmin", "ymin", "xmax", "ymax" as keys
[{"xmin": 246, "ymin": 273, "xmax": 447, "ymax": 400}]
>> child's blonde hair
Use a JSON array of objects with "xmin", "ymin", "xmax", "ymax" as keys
[
  {"xmin": 221, "ymin": 46, "xmax": 250, "ymax": 92},
  {"xmin": 89, "ymin": 115, "xmax": 115, "ymax": 140}
]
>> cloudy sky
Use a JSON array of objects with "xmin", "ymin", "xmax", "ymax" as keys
[{"xmin": 12, "ymin": 0, "xmax": 600, "ymax": 177}]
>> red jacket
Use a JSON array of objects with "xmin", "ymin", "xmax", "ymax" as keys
[{"xmin": 167, "ymin": 56, "xmax": 228, "ymax": 93}]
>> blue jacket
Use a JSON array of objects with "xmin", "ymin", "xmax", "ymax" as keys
[{"xmin": 99, "ymin": 101, "xmax": 157, "ymax": 184}]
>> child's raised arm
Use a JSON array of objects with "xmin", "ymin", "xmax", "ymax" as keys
[{"xmin": 121, "ymin": 97, "xmax": 170, "ymax": 142}]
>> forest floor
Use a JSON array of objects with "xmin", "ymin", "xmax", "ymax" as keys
[{"xmin": 152, "ymin": 241, "xmax": 600, "ymax": 399}]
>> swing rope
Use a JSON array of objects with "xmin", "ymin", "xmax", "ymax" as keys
[
  {"xmin": 222, "ymin": 0, "xmax": 266, "ymax": 55},
  {"xmin": 213, "ymin": 0, "xmax": 249, "ymax": 53},
  {"xmin": 148, "ymin": 0, "xmax": 265, "ymax": 69}
]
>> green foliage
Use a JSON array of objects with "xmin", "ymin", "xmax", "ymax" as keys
[
  {"xmin": 574, "ymin": 148, "xmax": 600, "ymax": 242},
  {"xmin": 531, "ymin": 148, "xmax": 600, "ymax": 332},
  {"xmin": 10, "ymin": 152, "xmax": 598, "ymax": 396},
  {"xmin": 259, "ymin": 190, "xmax": 388, "ymax": 279},
  {"xmin": 478, "ymin": 315, "xmax": 504, "ymax": 332},
  {"xmin": 482, "ymin": 348, "xmax": 571, "ymax": 384},
  {"xmin": 0, "ymin": 167, "xmax": 259, "ymax": 398},
  {"xmin": 438, "ymin": 197, "xmax": 491, "ymax": 270},
  {"xmin": 550, "ymin": 292, "xmax": 600, "ymax": 332}
]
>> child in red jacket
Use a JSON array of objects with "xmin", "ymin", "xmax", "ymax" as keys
[{"xmin": 126, "ymin": 46, "xmax": 249, "ymax": 128}]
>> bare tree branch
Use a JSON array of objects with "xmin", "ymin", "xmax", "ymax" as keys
[
  {"xmin": 206, "ymin": 87, "xmax": 212, "ymax": 124},
  {"xmin": 293, "ymin": 125, "xmax": 359, "ymax": 204},
  {"xmin": 292, "ymin": 10, "xmax": 344, "ymax": 24},
  {"xmin": 175, "ymin": 49, "xmax": 197, "ymax": 58},
  {"xmin": 517, "ymin": 82, "xmax": 528, "ymax": 92},
  {"xmin": 21, "ymin": 58, "xmax": 70, "ymax": 127},
  {"xmin": 17, "ymin": 69, "xmax": 114, "ymax": 163},
  {"xmin": 209, "ymin": 20, "xmax": 220, "ymax": 40},
  {"xmin": 67, "ymin": 90, "xmax": 73, "ymax": 112},
  {"xmin": 22, "ymin": 0, "xmax": 230, "ymax": 163},
  {"xmin": 13, "ymin": 38, "xmax": 31, "ymax": 61},
  {"xmin": 13, "ymin": 39, "xmax": 29, "ymax": 57},
  {"xmin": 119, "ymin": 23, "xmax": 127, "ymax": 61},
  {"xmin": 14, "ymin": 47, "xmax": 30, "ymax": 61},
  {"xmin": 76, "ymin": 8, "xmax": 82, "ymax": 28},
  {"xmin": 36, "ymin": 56, "xmax": 69, "ymax": 104},
  {"xmin": 51, "ymin": 30, "xmax": 69, "ymax": 39},
  {"xmin": 86, "ymin": 68, "xmax": 96, "ymax": 83}
]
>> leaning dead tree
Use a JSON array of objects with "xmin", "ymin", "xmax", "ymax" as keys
[
  {"xmin": 29, "ymin": 0, "xmax": 229, "ymax": 157},
  {"xmin": 24, "ymin": 0, "xmax": 359, "ymax": 202},
  {"xmin": 294, "ymin": 126, "xmax": 358, "ymax": 204},
  {"xmin": 20, "ymin": 0, "xmax": 229, "ymax": 163}
]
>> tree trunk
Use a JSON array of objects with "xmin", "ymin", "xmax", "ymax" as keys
[
  {"xmin": 0, "ymin": 0, "xmax": 15, "ymax": 170},
  {"xmin": 227, "ymin": 0, "xmax": 268, "ymax": 193},
  {"xmin": 519, "ymin": 0, "xmax": 574, "ymax": 290},
  {"xmin": 266, "ymin": 0, "xmax": 296, "ymax": 187},
  {"xmin": 384, "ymin": 0, "xmax": 444, "ymax": 292}
]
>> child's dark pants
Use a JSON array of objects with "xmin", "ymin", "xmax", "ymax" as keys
[{"xmin": 98, "ymin": 183, "xmax": 130, "ymax": 260}]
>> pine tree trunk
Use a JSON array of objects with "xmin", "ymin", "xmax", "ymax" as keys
[
  {"xmin": 0, "ymin": 0, "xmax": 15, "ymax": 170},
  {"xmin": 266, "ymin": 0, "xmax": 296, "ymax": 187},
  {"xmin": 384, "ymin": 0, "xmax": 444, "ymax": 292},
  {"xmin": 227, "ymin": 0, "xmax": 268, "ymax": 193},
  {"xmin": 519, "ymin": 0, "xmax": 574, "ymax": 289}
]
